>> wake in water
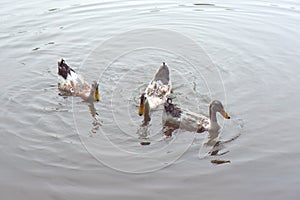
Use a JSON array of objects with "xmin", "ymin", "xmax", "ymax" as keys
[{"xmin": 198, "ymin": 118, "xmax": 244, "ymax": 163}]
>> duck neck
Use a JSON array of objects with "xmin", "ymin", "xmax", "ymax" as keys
[
  {"xmin": 143, "ymin": 99, "xmax": 151, "ymax": 126},
  {"xmin": 209, "ymin": 108, "xmax": 218, "ymax": 127},
  {"xmin": 80, "ymin": 92, "xmax": 92, "ymax": 102}
]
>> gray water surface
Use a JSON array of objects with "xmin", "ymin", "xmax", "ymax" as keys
[{"xmin": 1, "ymin": 0, "xmax": 300, "ymax": 199}]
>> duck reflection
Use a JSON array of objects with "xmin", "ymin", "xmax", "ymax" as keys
[
  {"xmin": 88, "ymin": 102, "xmax": 101, "ymax": 135},
  {"xmin": 206, "ymin": 130, "xmax": 228, "ymax": 156},
  {"xmin": 136, "ymin": 124, "xmax": 151, "ymax": 146},
  {"xmin": 208, "ymin": 132, "xmax": 241, "ymax": 156}
]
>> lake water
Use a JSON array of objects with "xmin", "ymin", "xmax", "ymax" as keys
[{"xmin": 1, "ymin": 0, "xmax": 300, "ymax": 199}]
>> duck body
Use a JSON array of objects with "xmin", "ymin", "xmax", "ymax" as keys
[
  {"xmin": 163, "ymin": 99, "xmax": 230, "ymax": 134},
  {"xmin": 138, "ymin": 62, "xmax": 172, "ymax": 124},
  {"xmin": 144, "ymin": 79, "xmax": 171, "ymax": 109},
  {"xmin": 163, "ymin": 99, "xmax": 210, "ymax": 133},
  {"xmin": 57, "ymin": 59, "xmax": 99, "ymax": 102}
]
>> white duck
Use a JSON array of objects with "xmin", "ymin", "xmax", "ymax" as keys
[
  {"xmin": 162, "ymin": 98, "xmax": 230, "ymax": 136},
  {"xmin": 57, "ymin": 59, "xmax": 100, "ymax": 102},
  {"xmin": 138, "ymin": 62, "xmax": 172, "ymax": 124}
]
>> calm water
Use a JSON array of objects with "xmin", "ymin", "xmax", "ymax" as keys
[{"xmin": 1, "ymin": 0, "xmax": 300, "ymax": 199}]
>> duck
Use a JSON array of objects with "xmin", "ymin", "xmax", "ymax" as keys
[
  {"xmin": 138, "ymin": 62, "xmax": 172, "ymax": 124},
  {"xmin": 162, "ymin": 98, "xmax": 230, "ymax": 135},
  {"xmin": 57, "ymin": 59, "xmax": 100, "ymax": 102}
]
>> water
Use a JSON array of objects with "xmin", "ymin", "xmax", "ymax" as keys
[{"xmin": 1, "ymin": 0, "xmax": 300, "ymax": 199}]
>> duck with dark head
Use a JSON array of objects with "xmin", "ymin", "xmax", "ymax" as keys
[{"xmin": 57, "ymin": 59, "xmax": 100, "ymax": 102}]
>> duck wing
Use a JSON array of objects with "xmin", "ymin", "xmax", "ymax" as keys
[{"xmin": 164, "ymin": 100, "xmax": 182, "ymax": 118}]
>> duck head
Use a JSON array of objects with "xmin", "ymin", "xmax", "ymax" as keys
[{"xmin": 209, "ymin": 100, "xmax": 230, "ymax": 119}]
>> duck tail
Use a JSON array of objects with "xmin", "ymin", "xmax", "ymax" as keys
[
  {"xmin": 58, "ymin": 59, "xmax": 75, "ymax": 80},
  {"xmin": 153, "ymin": 62, "xmax": 170, "ymax": 85}
]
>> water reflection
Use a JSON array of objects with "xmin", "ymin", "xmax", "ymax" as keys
[
  {"xmin": 136, "ymin": 123, "xmax": 151, "ymax": 145},
  {"xmin": 208, "ymin": 131, "xmax": 241, "ymax": 165},
  {"xmin": 199, "ymin": 119, "xmax": 243, "ymax": 161},
  {"xmin": 206, "ymin": 130, "xmax": 229, "ymax": 156},
  {"xmin": 88, "ymin": 102, "xmax": 98, "ymax": 118},
  {"xmin": 87, "ymin": 102, "xmax": 101, "ymax": 135},
  {"xmin": 208, "ymin": 118, "xmax": 243, "ymax": 156}
]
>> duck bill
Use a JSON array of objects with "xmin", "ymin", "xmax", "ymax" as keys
[
  {"xmin": 138, "ymin": 94, "xmax": 145, "ymax": 116},
  {"xmin": 138, "ymin": 102, "xmax": 144, "ymax": 116},
  {"xmin": 94, "ymin": 84, "xmax": 100, "ymax": 102},
  {"xmin": 220, "ymin": 110, "xmax": 230, "ymax": 119}
]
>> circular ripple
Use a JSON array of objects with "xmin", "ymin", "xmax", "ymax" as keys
[{"xmin": 73, "ymin": 28, "xmax": 226, "ymax": 173}]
